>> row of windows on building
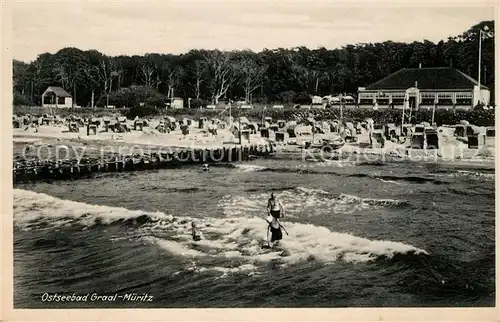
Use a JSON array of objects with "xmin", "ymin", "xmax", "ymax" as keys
[
  {"xmin": 43, "ymin": 96, "xmax": 67, "ymax": 105},
  {"xmin": 358, "ymin": 92, "xmax": 473, "ymax": 106}
]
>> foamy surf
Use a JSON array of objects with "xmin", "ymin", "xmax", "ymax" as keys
[
  {"xmin": 13, "ymin": 189, "xmax": 178, "ymax": 232},
  {"xmin": 234, "ymin": 164, "xmax": 268, "ymax": 172},
  {"xmin": 14, "ymin": 189, "xmax": 426, "ymax": 277},
  {"xmin": 220, "ymin": 187, "xmax": 407, "ymax": 217},
  {"xmin": 429, "ymin": 170, "xmax": 495, "ymax": 180},
  {"xmin": 138, "ymin": 215, "xmax": 429, "ymax": 268},
  {"xmin": 316, "ymin": 160, "xmax": 359, "ymax": 168},
  {"xmin": 378, "ymin": 178, "xmax": 400, "ymax": 185},
  {"xmin": 456, "ymin": 170, "xmax": 495, "ymax": 180}
]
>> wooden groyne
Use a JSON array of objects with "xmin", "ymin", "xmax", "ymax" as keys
[{"xmin": 13, "ymin": 144, "xmax": 274, "ymax": 183}]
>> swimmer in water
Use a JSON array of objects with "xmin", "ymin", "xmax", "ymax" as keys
[
  {"xmin": 267, "ymin": 192, "xmax": 285, "ymax": 219},
  {"xmin": 266, "ymin": 216, "xmax": 288, "ymax": 248},
  {"xmin": 191, "ymin": 222, "xmax": 202, "ymax": 241}
]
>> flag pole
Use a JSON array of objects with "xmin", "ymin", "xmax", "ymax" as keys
[
  {"xmin": 431, "ymin": 102, "xmax": 436, "ymax": 125},
  {"xmin": 340, "ymin": 94, "xmax": 344, "ymax": 123},
  {"xmin": 477, "ymin": 26, "xmax": 493, "ymax": 106},
  {"xmin": 478, "ymin": 30, "xmax": 482, "ymax": 91},
  {"xmin": 402, "ymin": 91, "xmax": 407, "ymax": 133}
]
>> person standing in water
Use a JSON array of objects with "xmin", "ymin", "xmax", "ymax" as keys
[
  {"xmin": 191, "ymin": 222, "xmax": 202, "ymax": 241},
  {"xmin": 266, "ymin": 216, "xmax": 284, "ymax": 247},
  {"xmin": 267, "ymin": 192, "xmax": 285, "ymax": 219},
  {"xmin": 265, "ymin": 193, "xmax": 287, "ymax": 248}
]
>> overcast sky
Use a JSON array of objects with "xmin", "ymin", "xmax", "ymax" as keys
[{"xmin": 10, "ymin": 0, "xmax": 496, "ymax": 62}]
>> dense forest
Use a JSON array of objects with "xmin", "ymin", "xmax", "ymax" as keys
[{"xmin": 12, "ymin": 21, "xmax": 495, "ymax": 109}]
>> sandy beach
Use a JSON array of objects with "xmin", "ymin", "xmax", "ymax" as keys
[
  {"xmin": 13, "ymin": 121, "xmax": 267, "ymax": 148},
  {"xmin": 13, "ymin": 120, "xmax": 495, "ymax": 166}
]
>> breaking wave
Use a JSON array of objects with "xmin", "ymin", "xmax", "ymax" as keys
[
  {"xmin": 348, "ymin": 173, "xmax": 447, "ymax": 185},
  {"xmin": 454, "ymin": 170, "xmax": 495, "ymax": 180},
  {"xmin": 233, "ymin": 164, "xmax": 268, "ymax": 172},
  {"xmin": 228, "ymin": 162, "xmax": 494, "ymax": 187},
  {"xmin": 428, "ymin": 168, "xmax": 494, "ymax": 181},
  {"xmin": 219, "ymin": 186, "xmax": 408, "ymax": 218},
  {"xmin": 234, "ymin": 165, "xmax": 454, "ymax": 185},
  {"xmin": 227, "ymin": 159, "xmax": 387, "ymax": 175},
  {"xmin": 14, "ymin": 189, "xmax": 424, "ymax": 277}
]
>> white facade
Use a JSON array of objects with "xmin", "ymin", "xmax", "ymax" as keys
[
  {"xmin": 311, "ymin": 95, "xmax": 323, "ymax": 104},
  {"xmin": 42, "ymin": 97, "xmax": 73, "ymax": 108},
  {"xmin": 473, "ymin": 85, "xmax": 491, "ymax": 106},
  {"xmin": 357, "ymin": 88, "xmax": 484, "ymax": 110},
  {"xmin": 170, "ymin": 98, "xmax": 184, "ymax": 109},
  {"xmin": 41, "ymin": 86, "xmax": 73, "ymax": 108},
  {"xmin": 357, "ymin": 68, "xmax": 491, "ymax": 110}
]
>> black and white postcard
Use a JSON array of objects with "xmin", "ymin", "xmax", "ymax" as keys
[{"xmin": 2, "ymin": 0, "xmax": 498, "ymax": 321}]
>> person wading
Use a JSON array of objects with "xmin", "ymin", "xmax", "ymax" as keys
[
  {"xmin": 266, "ymin": 216, "xmax": 288, "ymax": 248},
  {"xmin": 267, "ymin": 192, "xmax": 285, "ymax": 219},
  {"xmin": 265, "ymin": 193, "xmax": 287, "ymax": 248},
  {"xmin": 191, "ymin": 222, "xmax": 202, "ymax": 241}
]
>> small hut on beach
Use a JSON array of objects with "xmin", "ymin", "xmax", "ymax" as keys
[{"xmin": 42, "ymin": 86, "xmax": 73, "ymax": 108}]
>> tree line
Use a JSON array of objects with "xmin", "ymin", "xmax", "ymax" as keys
[{"xmin": 13, "ymin": 21, "xmax": 495, "ymax": 108}]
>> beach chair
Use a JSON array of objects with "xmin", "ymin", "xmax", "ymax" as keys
[{"xmin": 485, "ymin": 127, "xmax": 495, "ymax": 147}]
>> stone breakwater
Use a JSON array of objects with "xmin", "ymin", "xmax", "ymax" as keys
[{"xmin": 13, "ymin": 144, "xmax": 274, "ymax": 183}]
